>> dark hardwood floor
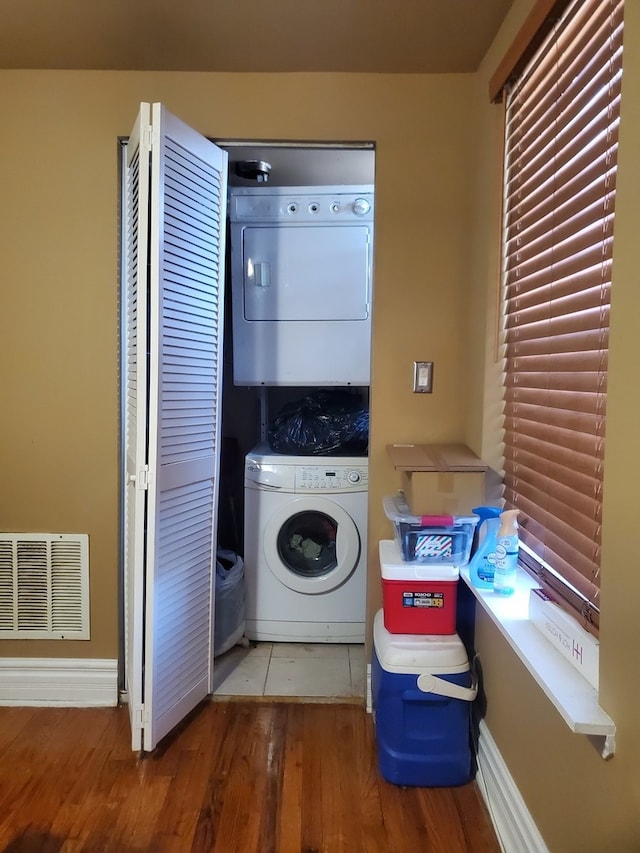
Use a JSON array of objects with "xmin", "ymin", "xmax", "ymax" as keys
[{"xmin": 0, "ymin": 700, "xmax": 500, "ymax": 852}]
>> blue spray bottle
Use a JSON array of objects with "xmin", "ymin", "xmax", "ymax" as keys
[
  {"xmin": 468, "ymin": 506, "xmax": 502, "ymax": 589},
  {"xmin": 493, "ymin": 509, "xmax": 519, "ymax": 596}
]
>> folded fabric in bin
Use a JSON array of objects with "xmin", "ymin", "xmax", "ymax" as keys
[{"xmin": 414, "ymin": 533, "xmax": 453, "ymax": 560}]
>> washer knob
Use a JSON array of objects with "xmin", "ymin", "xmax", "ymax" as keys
[
  {"xmin": 352, "ymin": 198, "xmax": 371, "ymax": 216},
  {"xmin": 347, "ymin": 470, "xmax": 361, "ymax": 484}
]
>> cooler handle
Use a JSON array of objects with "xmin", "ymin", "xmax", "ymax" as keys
[{"xmin": 416, "ymin": 671, "xmax": 478, "ymax": 702}]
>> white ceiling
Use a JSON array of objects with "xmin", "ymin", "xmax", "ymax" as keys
[{"xmin": 0, "ymin": 0, "xmax": 514, "ymax": 74}]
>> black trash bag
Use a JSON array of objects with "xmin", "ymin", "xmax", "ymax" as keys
[{"xmin": 268, "ymin": 390, "xmax": 369, "ymax": 456}]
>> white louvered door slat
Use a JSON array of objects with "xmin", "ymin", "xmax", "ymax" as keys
[{"xmin": 143, "ymin": 103, "xmax": 228, "ymax": 751}]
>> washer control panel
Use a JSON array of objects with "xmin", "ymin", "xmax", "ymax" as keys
[{"xmin": 294, "ymin": 464, "xmax": 368, "ymax": 492}]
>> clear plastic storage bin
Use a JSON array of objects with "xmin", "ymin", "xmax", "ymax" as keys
[{"xmin": 383, "ymin": 493, "xmax": 478, "ymax": 565}]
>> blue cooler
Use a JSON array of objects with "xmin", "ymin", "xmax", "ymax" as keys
[{"xmin": 372, "ymin": 609, "xmax": 477, "ymax": 787}]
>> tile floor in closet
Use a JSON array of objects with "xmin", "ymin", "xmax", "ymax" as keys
[{"xmin": 212, "ymin": 642, "xmax": 366, "ymax": 700}]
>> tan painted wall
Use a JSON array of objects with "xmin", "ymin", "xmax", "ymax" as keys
[
  {"xmin": 0, "ymin": 70, "xmax": 476, "ymax": 658},
  {"xmin": 466, "ymin": 2, "xmax": 640, "ymax": 850}
]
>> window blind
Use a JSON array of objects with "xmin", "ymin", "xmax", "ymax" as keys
[{"xmin": 500, "ymin": 0, "xmax": 624, "ymax": 635}]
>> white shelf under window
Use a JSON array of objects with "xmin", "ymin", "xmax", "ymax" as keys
[{"xmin": 459, "ymin": 565, "xmax": 616, "ymax": 759}]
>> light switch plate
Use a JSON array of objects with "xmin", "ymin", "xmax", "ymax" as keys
[{"xmin": 413, "ymin": 361, "xmax": 433, "ymax": 393}]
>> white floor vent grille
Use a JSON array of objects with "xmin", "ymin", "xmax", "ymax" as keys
[{"xmin": 0, "ymin": 534, "xmax": 90, "ymax": 639}]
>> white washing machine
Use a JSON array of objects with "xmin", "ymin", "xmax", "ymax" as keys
[{"xmin": 243, "ymin": 445, "xmax": 368, "ymax": 642}]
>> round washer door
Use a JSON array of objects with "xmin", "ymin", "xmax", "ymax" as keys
[{"xmin": 263, "ymin": 496, "xmax": 361, "ymax": 594}]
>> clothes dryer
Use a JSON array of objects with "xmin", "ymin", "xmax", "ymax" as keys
[
  {"xmin": 243, "ymin": 445, "xmax": 368, "ymax": 642},
  {"xmin": 229, "ymin": 186, "xmax": 374, "ymax": 386}
]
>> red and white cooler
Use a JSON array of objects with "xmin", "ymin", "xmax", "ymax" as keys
[{"xmin": 379, "ymin": 539, "xmax": 459, "ymax": 634}]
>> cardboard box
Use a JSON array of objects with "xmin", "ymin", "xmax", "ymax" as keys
[
  {"xmin": 529, "ymin": 588, "xmax": 599, "ymax": 690},
  {"xmin": 387, "ymin": 444, "xmax": 487, "ymax": 515}
]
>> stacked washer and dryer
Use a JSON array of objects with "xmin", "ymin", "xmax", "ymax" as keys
[{"xmin": 229, "ymin": 185, "xmax": 374, "ymax": 643}]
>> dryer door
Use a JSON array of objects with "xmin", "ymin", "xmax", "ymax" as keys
[
  {"xmin": 263, "ymin": 496, "xmax": 360, "ymax": 594},
  {"xmin": 242, "ymin": 225, "xmax": 371, "ymax": 321}
]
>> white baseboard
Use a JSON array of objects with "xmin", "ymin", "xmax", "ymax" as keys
[
  {"xmin": 0, "ymin": 658, "xmax": 118, "ymax": 707},
  {"xmin": 476, "ymin": 720, "xmax": 549, "ymax": 853}
]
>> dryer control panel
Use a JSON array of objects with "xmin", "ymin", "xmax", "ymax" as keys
[
  {"xmin": 294, "ymin": 464, "xmax": 368, "ymax": 493},
  {"xmin": 230, "ymin": 185, "xmax": 374, "ymax": 224}
]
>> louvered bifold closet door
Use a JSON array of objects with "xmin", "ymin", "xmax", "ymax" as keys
[
  {"xmin": 143, "ymin": 104, "xmax": 228, "ymax": 751},
  {"xmin": 124, "ymin": 104, "xmax": 152, "ymax": 751}
]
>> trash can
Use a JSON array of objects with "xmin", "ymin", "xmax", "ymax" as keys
[
  {"xmin": 371, "ymin": 609, "xmax": 477, "ymax": 787},
  {"xmin": 214, "ymin": 549, "xmax": 246, "ymax": 657}
]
